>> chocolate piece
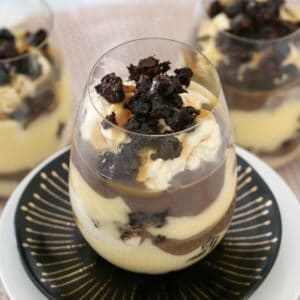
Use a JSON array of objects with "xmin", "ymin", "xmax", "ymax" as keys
[
  {"xmin": 26, "ymin": 29, "xmax": 47, "ymax": 47},
  {"xmin": 0, "ymin": 41, "xmax": 18, "ymax": 59},
  {"xmin": 95, "ymin": 73, "xmax": 125, "ymax": 103},
  {"xmin": 208, "ymin": 1, "xmax": 224, "ymax": 18},
  {"xmin": 0, "ymin": 28, "xmax": 15, "ymax": 42},
  {"xmin": 150, "ymin": 74, "xmax": 175, "ymax": 96},
  {"xmin": 56, "ymin": 122, "xmax": 65, "ymax": 138},
  {"xmin": 124, "ymin": 117, "xmax": 160, "ymax": 134},
  {"xmin": 230, "ymin": 14, "xmax": 252, "ymax": 35},
  {"xmin": 25, "ymin": 90, "xmax": 54, "ymax": 116},
  {"xmin": 11, "ymin": 89, "xmax": 56, "ymax": 126},
  {"xmin": 98, "ymin": 143, "xmax": 140, "ymax": 180},
  {"xmin": 101, "ymin": 112, "xmax": 117, "ymax": 129},
  {"xmin": 166, "ymin": 106, "xmax": 200, "ymax": 132},
  {"xmin": 9, "ymin": 103, "xmax": 30, "ymax": 122},
  {"xmin": 154, "ymin": 235, "xmax": 166, "ymax": 244},
  {"xmin": 129, "ymin": 211, "xmax": 167, "ymax": 229},
  {"xmin": 0, "ymin": 64, "xmax": 10, "ymax": 85},
  {"xmin": 16, "ymin": 53, "xmax": 42, "ymax": 79},
  {"xmin": 150, "ymin": 135, "xmax": 182, "ymax": 160},
  {"xmin": 125, "ymin": 95, "xmax": 152, "ymax": 117},
  {"xmin": 224, "ymin": 1, "xmax": 245, "ymax": 18},
  {"xmin": 98, "ymin": 152, "xmax": 115, "ymax": 178},
  {"xmin": 127, "ymin": 56, "xmax": 170, "ymax": 81},
  {"xmin": 174, "ymin": 67, "xmax": 193, "ymax": 87}
]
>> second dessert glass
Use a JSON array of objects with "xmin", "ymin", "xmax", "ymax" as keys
[
  {"xmin": 197, "ymin": 0, "xmax": 300, "ymax": 168},
  {"xmin": 0, "ymin": 0, "xmax": 72, "ymax": 200},
  {"xmin": 69, "ymin": 38, "xmax": 237, "ymax": 274}
]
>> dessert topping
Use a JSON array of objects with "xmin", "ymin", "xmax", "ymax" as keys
[{"xmin": 209, "ymin": 0, "xmax": 300, "ymax": 39}]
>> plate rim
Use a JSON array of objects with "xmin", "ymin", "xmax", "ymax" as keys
[{"xmin": 1, "ymin": 146, "xmax": 300, "ymax": 300}]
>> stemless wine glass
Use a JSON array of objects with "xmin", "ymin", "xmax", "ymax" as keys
[
  {"xmin": 197, "ymin": 0, "xmax": 300, "ymax": 168},
  {"xmin": 0, "ymin": 0, "xmax": 72, "ymax": 200},
  {"xmin": 69, "ymin": 38, "xmax": 237, "ymax": 274}
]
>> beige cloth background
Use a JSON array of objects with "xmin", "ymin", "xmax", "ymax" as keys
[{"xmin": 0, "ymin": 0, "xmax": 299, "ymax": 298}]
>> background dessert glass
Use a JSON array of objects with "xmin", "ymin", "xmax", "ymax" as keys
[
  {"xmin": 69, "ymin": 38, "xmax": 237, "ymax": 274},
  {"xmin": 197, "ymin": 0, "xmax": 300, "ymax": 168},
  {"xmin": 0, "ymin": 0, "xmax": 72, "ymax": 200}
]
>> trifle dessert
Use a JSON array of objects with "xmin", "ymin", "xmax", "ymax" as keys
[
  {"xmin": 0, "ymin": 0, "xmax": 72, "ymax": 200},
  {"xmin": 69, "ymin": 39, "xmax": 237, "ymax": 274},
  {"xmin": 196, "ymin": 0, "xmax": 300, "ymax": 167}
]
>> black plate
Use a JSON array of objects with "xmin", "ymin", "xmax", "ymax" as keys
[{"xmin": 15, "ymin": 149, "xmax": 281, "ymax": 300}]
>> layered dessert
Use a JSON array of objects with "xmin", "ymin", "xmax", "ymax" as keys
[
  {"xmin": 197, "ymin": 0, "xmax": 300, "ymax": 167},
  {"xmin": 69, "ymin": 55, "xmax": 237, "ymax": 274},
  {"xmin": 0, "ymin": 27, "xmax": 72, "ymax": 199}
]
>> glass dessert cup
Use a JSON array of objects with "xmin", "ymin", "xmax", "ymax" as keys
[
  {"xmin": 196, "ymin": 0, "xmax": 300, "ymax": 168},
  {"xmin": 69, "ymin": 38, "xmax": 237, "ymax": 274},
  {"xmin": 0, "ymin": 0, "xmax": 72, "ymax": 200}
]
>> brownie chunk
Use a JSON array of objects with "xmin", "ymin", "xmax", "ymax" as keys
[{"xmin": 95, "ymin": 73, "xmax": 125, "ymax": 103}]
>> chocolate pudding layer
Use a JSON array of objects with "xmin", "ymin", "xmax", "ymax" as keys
[
  {"xmin": 69, "ymin": 55, "xmax": 237, "ymax": 274},
  {"xmin": 0, "ymin": 27, "xmax": 72, "ymax": 198},
  {"xmin": 196, "ymin": 0, "xmax": 300, "ymax": 167}
]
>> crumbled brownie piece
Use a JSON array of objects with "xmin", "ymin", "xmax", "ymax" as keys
[
  {"xmin": 208, "ymin": 1, "xmax": 224, "ymax": 18},
  {"xmin": 26, "ymin": 29, "xmax": 48, "ymax": 47},
  {"xmin": 166, "ymin": 106, "xmax": 200, "ymax": 132},
  {"xmin": 95, "ymin": 73, "xmax": 125, "ymax": 103},
  {"xmin": 120, "ymin": 211, "xmax": 167, "ymax": 241},
  {"xmin": 167, "ymin": 93, "xmax": 183, "ymax": 109},
  {"xmin": 25, "ymin": 90, "xmax": 55, "ymax": 117},
  {"xmin": 125, "ymin": 95, "xmax": 152, "ymax": 117},
  {"xmin": 56, "ymin": 122, "xmax": 65, "ymax": 138},
  {"xmin": 101, "ymin": 112, "xmax": 117, "ymax": 129},
  {"xmin": 98, "ymin": 151, "xmax": 115, "ymax": 178},
  {"xmin": 224, "ymin": 1, "xmax": 245, "ymax": 18},
  {"xmin": 0, "ymin": 41, "xmax": 18, "ymax": 59},
  {"xmin": 0, "ymin": 28, "xmax": 15, "ymax": 42},
  {"xmin": 154, "ymin": 235, "xmax": 166, "ymax": 244},
  {"xmin": 230, "ymin": 14, "xmax": 252, "ymax": 35},
  {"xmin": 127, "ymin": 56, "xmax": 171, "ymax": 81},
  {"xmin": 9, "ymin": 90, "xmax": 55, "ymax": 127},
  {"xmin": 9, "ymin": 103, "xmax": 29, "ymax": 122},
  {"xmin": 129, "ymin": 211, "xmax": 168, "ymax": 229},
  {"xmin": 150, "ymin": 74, "xmax": 175, "ymax": 96},
  {"xmin": 150, "ymin": 135, "xmax": 183, "ymax": 160},
  {"xmin": 124, "ymin": 117, "xmax": 160, "ymax": 134},
  {"xmin": 174, "ymin": 68, "xmax": 193, "ymax": 87},
  {"xmin": 100, "ymin": 143, "xmax": 140, "ymax": 179},
  {"xmin": 0, "ymin": 64, "xmax": 10, "ymax": 85},
  {"xmin": 16, "ymin": 53, "xmax": 42, "ymax": 79}
]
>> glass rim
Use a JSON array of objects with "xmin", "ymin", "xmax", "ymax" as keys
[
  {"xmin": 202, "ymin": 0, "xmax": 300, "ymax": 44},
  {"xmin": 87, "ymin": 37, "xmax": 222, "ymax": 138},
  {"xmin": 0, "ymin": 0, "xmax": 54, "ymax": 63}
]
